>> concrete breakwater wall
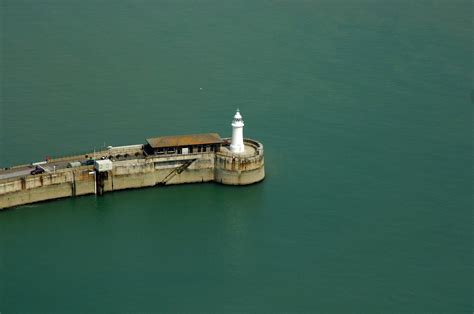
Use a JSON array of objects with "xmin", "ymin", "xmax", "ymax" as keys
[
  {"xmin": 0, "ymin": 139, "xmax": 264, "ymax": 210},
  {"xmin": 215, "ymin": 139, "xmax": 265, "ymax": 185},
  {"xmin": 0, "ymin": 167, "xmax": 96, "ymax": 209}
]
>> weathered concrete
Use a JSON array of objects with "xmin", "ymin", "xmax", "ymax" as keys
[
  {"xmin": 0, "ymin": 167, "xmax": 96, "ymax": 209},
  {"xmin": 0, "ymin": 139, "xmax": 264, "ymax": 210},
  {"xmin": 214, "ymin": 139, "xmax": 265, "ymax": 185}
]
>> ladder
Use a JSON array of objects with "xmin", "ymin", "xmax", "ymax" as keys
[{"xmin": 159, "ymin": 159, "xmax": 196, "ymax": 185}]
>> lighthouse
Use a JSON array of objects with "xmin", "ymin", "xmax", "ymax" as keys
[{"xmin": 230, "ymin": 109, "xmax": 245, "ymax": 154}]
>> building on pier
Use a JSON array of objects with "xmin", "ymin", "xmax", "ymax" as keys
[{"xmin": 144, "ymin": 133, "xmax": 224, "ymax": 155}]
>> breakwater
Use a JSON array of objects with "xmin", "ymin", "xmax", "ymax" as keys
[{"xmin": 0, "ymin": 138, "xmax": 264, "ymax": 210}]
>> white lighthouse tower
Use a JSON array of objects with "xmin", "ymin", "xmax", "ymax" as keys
[{"xmin": 230, "ymin": 109, "xmax": 245, "ymax": 154}]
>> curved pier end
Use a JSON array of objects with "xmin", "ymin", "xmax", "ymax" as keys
[{"xmin": 214, "ymin": 138, "xmax": 265, "ymax": 185}]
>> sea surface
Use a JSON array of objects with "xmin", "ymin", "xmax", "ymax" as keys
[{"xmin": 0, "ymin": 0, "xmax": 472, "ymax": 312}]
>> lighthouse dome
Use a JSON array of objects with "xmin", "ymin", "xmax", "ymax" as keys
[
  {"xmin": 234, "ymin": 109, "xmax": 242, "ymax": 120},
  {"xmin": 232, "ymin": 109, "xmax": 244, "ymax": 126}
]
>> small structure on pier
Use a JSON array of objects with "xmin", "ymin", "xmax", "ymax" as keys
[
  {"xmin": 145, "ymin": 133, "xmax": 223, "ymax": 155},
  {"xmin": 230, "ymin": 109, "xmax": 245, "ymax": 154}
]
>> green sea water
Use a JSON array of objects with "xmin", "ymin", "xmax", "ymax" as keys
[{"xmin": 0, "ymin": 0, "xmax": 472, "ymax": 312}]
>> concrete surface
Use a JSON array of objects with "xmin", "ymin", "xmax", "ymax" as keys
[{"xmin": 0, "ymin": 139, "xmax": 265, "ymax": 210}]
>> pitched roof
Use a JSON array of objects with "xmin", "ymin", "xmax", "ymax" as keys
[{"xmin": 146, "ymin": 133, "xmax": 223, "ymax": 149}]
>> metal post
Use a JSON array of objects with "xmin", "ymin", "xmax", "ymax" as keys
[{"xmin": 89, "ymin": 171, "xmax": 97, "ymax": 195}]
